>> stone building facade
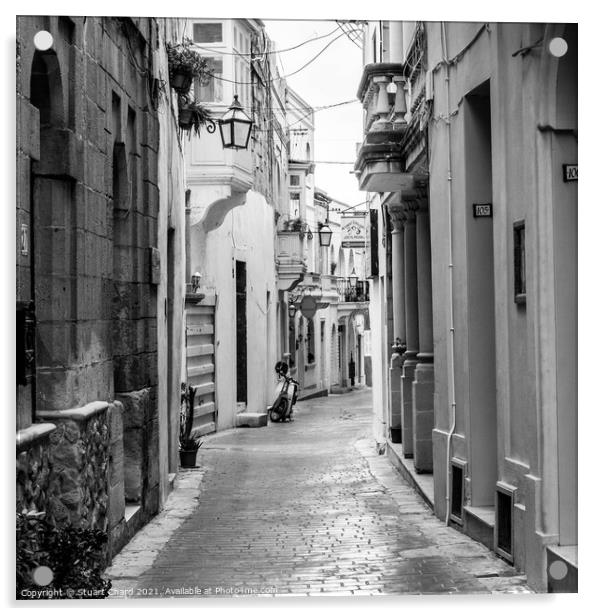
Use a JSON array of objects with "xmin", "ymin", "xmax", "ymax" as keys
[
  {"xmin": 16, "ymin": 16, "xmax": 187, "ymax": 558},
  {"xmin": 355, "ymin": 20, "xmax": 577, "ymax": 591}
]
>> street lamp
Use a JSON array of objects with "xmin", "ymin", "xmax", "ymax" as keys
[
  {"xmin": 349, "ymin": 269, "xmax": 358, "ymax": 287},
  {"xmin": 288, "ymin": 302, "xmax": 297, "ymax": 319},
  {"xmin": 191, "ymin": 271, "xmax": 201, "ymax": 293},
  {"xmin": 318, "ymin": 222, "xmax": 333, "ymax": 247},
  {"xmin": 218, "ymin": 95, "xmax": 253, "ymax": 150}
]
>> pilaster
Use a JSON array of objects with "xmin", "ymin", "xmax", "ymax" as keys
[
  {"xmin": 413, "ymin": 200, "xmax": 435, "ymax": 472},
  {"xmin": 401, "ymin": 204, "xmax": 419, "ymax": 457}
]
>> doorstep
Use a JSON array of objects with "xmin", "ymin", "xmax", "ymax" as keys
[
  {"xmin": 463, "ymin": 505, "xmax": 495, "ymax": 551},
  {"xmin": 298, "ymin": 387, "xmax": 329, "ymax": 401},
  {"xmin": 235, "ymin": 411, "xmax": 268, "ymax": 428},
  {"xmin": 386, "ymin": 440, "xmax": 434, "ymax": 510},
  {"xmin": 329, "ymin": 385, "xmax": 351, "ymax": 394}
]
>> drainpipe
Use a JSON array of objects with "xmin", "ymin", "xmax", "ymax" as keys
[{"xmin": 441, "ymin": 21, "xmax": 458, "ymax": 527}]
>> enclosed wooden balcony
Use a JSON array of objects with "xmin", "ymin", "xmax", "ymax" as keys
[
  {"xmin": 276, "ymin": 230, "xmax": 307, "ymax": 292},
  {"xmin": 354, "ymin": 63, "xmax": 416, "ymax": 193}
]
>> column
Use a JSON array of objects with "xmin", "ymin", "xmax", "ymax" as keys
[
  {"xmin": 387, "ymin": 203, "xmax": 405, "ymax": 443},
  {"xmin": 413, "ymin": 202, "xmax": 435, "ymax": 472},
  {"xmin": 401, "ymin": 205, "xmax": 419, "ymax": 457}
]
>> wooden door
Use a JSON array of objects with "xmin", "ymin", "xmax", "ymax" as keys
[{"xmin": 185, "ymin": 295, "xmax": 217, "ymax": 435}]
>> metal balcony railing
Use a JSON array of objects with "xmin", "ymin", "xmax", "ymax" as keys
[{"xmin": 336, "ymin": 278, "xmax": 370, "ymax": 303}]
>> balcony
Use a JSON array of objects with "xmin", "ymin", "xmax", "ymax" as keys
[
  {"xmin": 276, "ymin": 230, "xmax": 307, "ymax": 292},
  {"xmin": 337, "ymin": 278, "xmax": 370, "ymax": 304},
  {"xmin": 354, "ymin": 64, "xmax": 418, "ymax": 193}
]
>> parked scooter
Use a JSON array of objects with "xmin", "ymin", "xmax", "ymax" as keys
[{"xmin": 269, "ymin": 361, "xmax": 299, "ymax": 422}]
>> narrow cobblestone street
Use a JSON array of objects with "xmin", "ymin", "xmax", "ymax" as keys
[{"xmin": 106, "ymin": 389, "xmax": 531, "ymax": 597}]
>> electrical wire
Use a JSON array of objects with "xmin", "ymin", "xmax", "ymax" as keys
[
  {"xmin": 336, "ymin": 21, "xmax": 363, "ymax": 49},
  {"xmin": 207, "ymin": 30, "xmax": 355, "ymax": 87},
  {"xmin": 432, "ymin": 23, "xmax": 490, "ymax": 73},
  {"xmin": 191, "ymin": 25, "xmax": 342, "ymax": 57},
  {"xmin": 250, "ymin": 99, "xmax": 360, "ymax": 132},
  {"xmin": 238, "ymin": 98, "xmax": 358, "ymax": 115}
]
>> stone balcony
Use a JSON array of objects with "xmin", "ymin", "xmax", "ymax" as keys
[
  {"xmin": 276, "ymin": 230, "xmax": 307, "ymax": 292},
  {"xmin": 354, "ymin": 63, "xmax": 417, "ymax": 193}
]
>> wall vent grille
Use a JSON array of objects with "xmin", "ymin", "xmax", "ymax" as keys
[
  {"xmin": 450, "ymin": 461, "xmax": 464, "ymax": 524},
  {"xmin": 496, "ymin": 485, "xmax": 514, "ymax": 561}
]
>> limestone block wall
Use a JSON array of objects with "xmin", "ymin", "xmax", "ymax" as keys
[
  {"xmin": 16, "ymin": 15, "xmax": 177, "ymax": 559},
  {"xmin": 16, "ymin": 425, "xmax": 56, "ymax": 515},
  {"xmin": 36, "ymin": 404, "xmax": 110, "ymax": 531}
]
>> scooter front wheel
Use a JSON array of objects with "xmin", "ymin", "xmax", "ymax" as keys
[{"xmin": 269, "ymin": 399, "xmax": 287, "ymax": 422}]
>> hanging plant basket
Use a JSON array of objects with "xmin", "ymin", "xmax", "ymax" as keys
[
  {"xmin": 170, "ymin": 68, "xmax": 193, "ymax": 94},
  {"xmin": 178, "ymin": 98, "xmax": 216, "ymax": 137},
  {"xmin": 167, "ymin": 38, "xmax": 212, "ymax": 95},
  {"xmin": 178, "ymin": 106, "xmax": 194, "ymax": 127}
]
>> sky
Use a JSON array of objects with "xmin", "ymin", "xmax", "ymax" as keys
[{"xmin": 264, "ymin": 20, "xmax": 365, "ymax": 210}]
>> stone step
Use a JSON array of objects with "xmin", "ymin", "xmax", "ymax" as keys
[{"xmin": 235, "ymin": 412, "xmax": 268, "ymax": 428}]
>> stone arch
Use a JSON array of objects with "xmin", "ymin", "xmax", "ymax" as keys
[
  {"xmin": 349, "ymin": 307, "xmax": 370, "ymax": 331},
  {"xmin": 30, "ymin": 49, "xmax": 65, "ymax": 129},
  {"xmin": 536, "ymin": 24, "xmax": 577, "ymax": 130},
  {"xmin": 29, "ymin": 47, "xmax": 73, "ymax": 410}
]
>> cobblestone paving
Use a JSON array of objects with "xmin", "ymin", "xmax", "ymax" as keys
[{"xmin": 106, "ymin": 389, "xmax": 532, "ymax": 597}]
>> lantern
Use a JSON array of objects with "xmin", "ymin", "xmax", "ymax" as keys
[
  {"xmin": 318, "ymin": 223, "xmax": 333, "ymax": 247},
  {"xmin": 218, "ymin": 95, "xmax": 253, "ymax": 150}
]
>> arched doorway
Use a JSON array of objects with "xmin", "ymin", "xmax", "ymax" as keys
[{"xmin": 28, "ymin": 49, "xmax": 71, "ymax": 413}]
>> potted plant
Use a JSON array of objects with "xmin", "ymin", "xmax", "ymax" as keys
[
  {"xmin": 178, "ymin": 97, "xmax": 215, "ymax": 137},
  {"xmin": 391, "ymin": 337, "xmax": 406, "ymax": 356},
  {"xmin": 179, "ymin": 383, "xmax": 202, "ymax": 468},
  {"xmin": 166, "ymin": 37, "xmax": 211, "ymax": 94}
]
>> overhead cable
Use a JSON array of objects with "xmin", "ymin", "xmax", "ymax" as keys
[
  {"xmin": 191, "ymin": 25, "xmax": 342, "ymax": 57},
  {"xmin": 207, "ymin": 30, "xmax": 359, "ymax": 87}
]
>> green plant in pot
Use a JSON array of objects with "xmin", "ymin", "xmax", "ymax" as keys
[
  {"xmin": 284, "ymin": 217, "xmax": 304, "ymax": 233},
  {"xmin": 166, "ymin": 37, "xmax": 211, "ymax": 94},
  {"xmin": 179, "ymin": 383, "xmax": 202, "ymax": 468},
  {"xmin": 178, "ymin": 96, "xmax": 216, "ymax": 138}
]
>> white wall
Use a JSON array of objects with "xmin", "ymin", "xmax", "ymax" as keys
[{"xmin": 188, "ymin": 188, "xmax": 278, "ymax": 429}]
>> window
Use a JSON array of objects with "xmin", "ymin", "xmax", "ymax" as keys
[
  {"xmin": 193, "ymin": 23, "xmax": 223, "ymax": 44},
  {"xmin": 290, "ymin": 192, "xmax": 300, "ymax": 216},
  {"xmin": 513, "ymin": 220, "xmax": 526, "ymax": 304},
  {"xmin": 194, "ymin": 57, "xmax": 223, "ymax": 102},
  {"xmin": 234, "ymin": 56, "xmax": 250, "ymax": 106},
  {"xmin": 290, "ymin": 175, "xmax": 300, "ymax": 187}
]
